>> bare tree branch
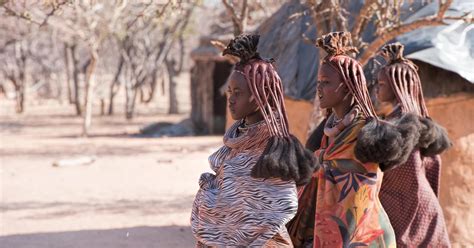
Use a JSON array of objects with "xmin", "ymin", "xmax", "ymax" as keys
[
  {"xmin": 351, "ymin": 0, "xmax": 377, "ymax": 48},
  {"xmin": 358, "ymin": 0, "xmax": 456, "ymax": 66},
  {"xmin": 2, "ymin": 4, "xmax": 42, "ymax": 25},
  {"xmin": 1, "ymin": 0, "xmax": 69, "ymax": 27},
  {"xmin": 222, "ymin": 0, "xmax": 248, "ymax": 35},
  {"xmin": 438, "ymin": 0, "xmax": 452, "ymax": 19}
]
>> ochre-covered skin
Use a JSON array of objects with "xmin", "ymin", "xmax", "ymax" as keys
[
  {"xmin": 376, "ymin": 42, "xmax": 451, "ymax": 247},
  {"xmin": 377, "ymin": 42, "xmax": 429, "ymax": 117},
  {"xmin": 288, "ymin": 31, "xmax": 396, "ymax": 248},
  {"xmin": 192, "ymin": 34, "xmax": 315, "ymax": 247}
]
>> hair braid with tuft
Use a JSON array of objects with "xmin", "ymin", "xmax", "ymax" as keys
[
  {"xmin": 316, "ymin": 31, "xmax": 377, "ymax": 118},
  {"xmin": 223, "ymin": 34, "xmax": 317, "ymax": 185},
  {"xmin": 379, "ymin": 42, "xmax": 429, "ymax": 117}
]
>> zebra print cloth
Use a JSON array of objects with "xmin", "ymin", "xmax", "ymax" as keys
[{"xmin": 191, "ymin": 120, "xmax": 297, "ymax": 247}]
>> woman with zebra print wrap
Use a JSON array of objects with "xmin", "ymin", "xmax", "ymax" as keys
[{"xmin": 191, "ymin": 34, "xmax": 317, "ymax": 247}]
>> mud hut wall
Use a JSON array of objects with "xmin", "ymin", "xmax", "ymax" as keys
[{"xmin": 426, "ymin": 93, "xmax": 474, "ymax": 247}]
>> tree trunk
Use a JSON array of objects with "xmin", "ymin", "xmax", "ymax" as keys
[
  {"xmin": 100, "ymin": 99, "xmax": 105, "ymax": 115},
  {"xmin": 13, "ymin": 41, "xmax": 26, "ymax": 114},
  {"xmin": 124, "ymin": 74, "xmax": 133, "ymax": 119},
  {"xmin": 168, "ymin": 77, "xmax": 178, "ymax": 114},
  {"xmin": 108, "ymin": 56, "xmax": 124, "ymax": 115},
  {"xmin": 64, "ymin": 43, "xmax": 74, "ymax": 104},
  {"xmin": 139, "ymin": 68, "xmax": 158, "ymax": 104},
  {"xmin": 108, "ymin": 82, "xmax": 118, "ymax": 115},
  {"xmin": 71, "ymin": 44, "xmax": 82, "ymax": 116},
  {"xmin": 14, "ymin": 84, "xmax": 24, "ymax": 113},
  {"xmin": 82, "ymin": 50, "xmax": 98, "ymax": 137},
  {"xmin": 166, "ymin": 60, "xmax": 178, "ymax": 114},
  {"xmin": 125, "ymin": 84, "xmax": 138, "ymax": 120},
  {"xmin": 0, "ymin": 83, "xmax": 5, "ymax": 97},
  {"xmin": 130, "ymin": 88, "xmax": 139, "ymax": 119}
]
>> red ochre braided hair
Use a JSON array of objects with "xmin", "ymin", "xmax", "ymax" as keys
[
  {"xmin": 314, "ymin": 34, "xmax": 455, "ymax": 170},
  {"xmin": 312, "ymin": 32, "xmax": 421, "ymax": 171},
  {"xmin": 379, "ymin": 42, "xmax": 429, "ymax": 117},
  {"xmin": 223, "ymin": 34, "xmax": 289, "ymax": 137},
  {"xmin": 222, "ymin": 34, "xmax": 317, "ymax": 185},
  {"xmin": 316, "ymin": 31, "xmax": 378, "ymax": 118}
]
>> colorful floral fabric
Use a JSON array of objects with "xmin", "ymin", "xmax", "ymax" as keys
[{"xmin": 288, "ymin": 115, "xmax": 396, "ymax": 248}]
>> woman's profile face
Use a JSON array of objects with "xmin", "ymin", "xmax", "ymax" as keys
[
  {"xmin": 317, "ymin": 63, "xmax": 347, "ymax": 109},
  {"xmin": 226, "ymin": 71, "xmax": 258, "ymax": 120},
  {"xmin": 376, "ymin": 71, "xmax": 396, "ymax": 103}
]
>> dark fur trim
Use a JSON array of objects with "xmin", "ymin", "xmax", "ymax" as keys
[
  {"xmin": 305, "ymin": 119, "xmax": 327, "ymax": 152},
  {"xmin": 293, "ymin": 135, "xmax": 318, "ymax": 185},
  {"xmin": 355, "ymin": 114, "xmax": 421, "ymax": 171},
  {"xmin": 252, "ymin": 136, "xmax": 280, "ymax": 179},
  {"xmin": 252, "ymin": 135, "xmax": 318, "ymax": 186},
  {"xmin": 355, "ymin": 114, "xmax": 452, "ymax": 171},
  {"xmin": 418, "ymin": 117, "xmax": 452, "ymax": 156}
]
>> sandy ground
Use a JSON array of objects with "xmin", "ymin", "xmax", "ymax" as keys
[{"xmin": 0, "ymin": 103, "xmax": 220, "ymax": 248}]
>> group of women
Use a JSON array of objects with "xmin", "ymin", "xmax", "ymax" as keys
[{"xmin": 190, "ymin": 32, "xmax": 452, "ymax": 248}]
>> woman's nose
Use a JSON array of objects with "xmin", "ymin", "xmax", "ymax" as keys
[
  {"xmin": 317, "ymin": 82, "xmax": 322, "ymax": 91},
  {"xmin": 228, "ymin": 95, "xmax": 235, "ymax": 104}
]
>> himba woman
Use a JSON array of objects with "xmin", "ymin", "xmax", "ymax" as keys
[
  {"xmin": 287, "ymin": 31, "xmax": 399, "ymax": 247},
  {"xmin": 190, "ymin": 34, "xmax": 317, "ymax": 247},
  {"xmin": 376, "ymin": 42, "xmax": 451, "ymax": 247}
]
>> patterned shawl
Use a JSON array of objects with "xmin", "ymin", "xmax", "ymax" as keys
[
  {"xmin": 288, "ymin": 114, "xmax": 396, "ymax": 248},
  {"xmin": 191, "ymin": 120, "xmax": 297, "ymax": 247}
]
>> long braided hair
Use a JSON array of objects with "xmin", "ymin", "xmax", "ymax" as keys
[
  {"xmin": 223, "ymin": 34, "xmax": 316, "ymax": 185},
  {"xmin": 223, "ymin": 34, "xmax": 290, "ymax": 137},
  {"xmin": 312, "ymin": 32, "xmax": 418, "ymax": 171},
  {"xmin": 316, "ymin": 31, "xmax": 378, "ymax": 119},
  {"xmin": 379, "ymin": 42, "xmax": 429, "ymax": 117},
  {"xmin": 347, "ymin": 39, "xmax": 452, "ymax": 170}
]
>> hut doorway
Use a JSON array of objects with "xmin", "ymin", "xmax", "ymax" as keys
[
  {"xmin": 190, "ymin": 36, "xmax": 235, "ymax": 135},
  {"xmin": 212, "ymin": 61, "xmax": 233, "ymax": 134}
]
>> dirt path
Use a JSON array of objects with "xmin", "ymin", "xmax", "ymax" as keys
[{"xmin": 1, "ymin": 104, "xmax": 220, "ymax": 248}]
